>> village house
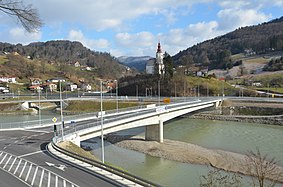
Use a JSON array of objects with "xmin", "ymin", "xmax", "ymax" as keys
[
  {"xmin": 46, "ymin": 78, "xmax": 66, "ymax": 83},
  {"xmin": 66, "ymin": 83, "xmax": 78, "ymax": 92},
  {"xmin": 42, "ymin": 82, "xmax": 57, "ymax": 92},
  {"xmin": 28, "ymin": 85, "xmax": 43, "ymax": 92},
  {"xmin": 82, "ymin": 84, "xmax": 92, "ymax": 92},
  {"xmin": 30, "ymin": 78, "xmax": 42, "ymax": 86},
  {"xmin": 0, "ymin": 86, "xmax": 9, "ymax": 93},
  {"xmin": 0, "ymin": 76, "xmax": 17, "ymax": 83}
]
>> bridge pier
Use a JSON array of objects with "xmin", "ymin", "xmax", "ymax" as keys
[
  {"xmin": 69, "ymin": 133, "xmax": 81, "ymax": 147},
  {"xmin": 145, "ymin": 120, "xmax": 163, "ymax": 143}
]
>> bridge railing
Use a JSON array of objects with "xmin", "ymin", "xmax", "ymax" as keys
[
  {"xmin": 51, "ymin": 137, "xmax": 163, "ymax": 187},
  {"xmin": 0, "ymin": 104, "xmax": 150, "ymax": 129}
]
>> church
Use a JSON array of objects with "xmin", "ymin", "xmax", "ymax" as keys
[{"xmin": 146, "ymin": 42, "xmax": 165, "ymax": 75}]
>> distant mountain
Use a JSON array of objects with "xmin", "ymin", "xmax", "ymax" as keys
[
  {"xmin": 0, "ymin": 40, "xmax": 128, "ymax": 78},
  {"xmin": 173, "ymin": 16, "xmax": 283, "ymax": 69},
  {"xmin": 118, "ymin": 56, "xmax": 152, "ymax": 72}
]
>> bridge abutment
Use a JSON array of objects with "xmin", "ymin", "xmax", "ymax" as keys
[{"xmin": 145, "ymin": 120, "xmax": 163, "ymax": 143}]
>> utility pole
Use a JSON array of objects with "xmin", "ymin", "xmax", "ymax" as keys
[
  {"xmin": 59, "ymin": 81, "xmax": 64, "ymax": 140},
  {"xmin": 116, "ymin": 80, "xmax": 118, "ymax": 113},
  {"xmin": 100, "ymin": 80, "xmax": 105, "ymax": 163},
  {"xmin": 158, "ymin": 80, "xmax": 161, "ymax": 106}
]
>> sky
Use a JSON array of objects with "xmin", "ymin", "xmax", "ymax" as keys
[{"xmin": 0, "ymin": 0, "xmax": 282, "ymax": 57}]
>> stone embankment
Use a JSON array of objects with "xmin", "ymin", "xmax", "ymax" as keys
[
  {"xmin": 106, "ymin": 135, "xmax": 283, "ymax": 183},
  {"xmin": 189, "ymin": 113, "xmax": 283, "ymax": 125},
  {"xmin": 189, "ymin": 99, "xmax": 283, "ymax": 125}
]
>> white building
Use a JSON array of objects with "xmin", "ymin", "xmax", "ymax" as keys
[
  {"xmin": 0, "ymin": 76, "xmax": 17, "ymax": 83},
  {"xmin": 145, "ymin": 58, "xmax": 155, "ymax": 74},
  {"xmin": 156, "ymin": 42, "xmax": 165, "ymax": 75},
  {"xmin": 145, "ymin": 42, "xmax": 165, "ymax": 75}
]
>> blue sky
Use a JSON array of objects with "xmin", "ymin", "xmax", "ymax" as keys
[{"xmin": 0, "ymin": 0, "xmax": 282, "ymax": 57}]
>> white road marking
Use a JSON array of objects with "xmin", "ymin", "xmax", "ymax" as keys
[
  {"xmin": 55, "ymin": 175, "xmax": 58, "ymax": 187},
  {"xmin": 25, "ymin": 163, "xmax": 33, "ymax": 181},
  {"xmin": 0, "ymin": 153, "xmax": 7, "ymax": 164},
  {"xmin": 31, "ymin": 166, "xmax": 38, "ymax": 185},
  {"xmin": 47, "ymin": 171, "xmax": 51, "ymax": 187},
  {"xmin": 46, "ymin": 161, "xmax": 67, "ymax": 171},
  {"xmin": 46, "ymin": 162, "xmax": 55, "ymax": 167},
  {"xmin": 19, "ymin": 161, "xmax": 27, "ymax": 178},
  {"xmin": 19, "ymin": 150, "xmax": 46, "ymax": 158},
  {"xmin": 3, "ymin": 155, "xmax": 12, "ymax": 169},
  {"xmin": 8, "ymin": 157, "xmax": 17, "ymax": 171},
  {"xmin": 39, "ymin": 169, "xmax": 44, "ymax": 187},
  {"xmin": 13, "ymin": 159, "xmax": 22, "ymax": 174}
]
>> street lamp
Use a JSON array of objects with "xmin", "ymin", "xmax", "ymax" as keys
[
  {"xmin": 158, "ymin": 80, "xmax": 160, "ymax": 106},
  {"xmin": 100, "ymin": 80, "xmax": 105, "ymax": 163},
  {"xmin": 136, "ymin": 85, "xmax": 138, "ymax": 100},
  {"xmin": 115, "ymin": 80, "xmax": 118, "ymax": 113},
  {"xmin": 38, "ymin": 88, "xmax": 41, "ymax": 125},
  {"xmin": 59, "ymin": 81, "xmax": 64, "ymax": 140}
]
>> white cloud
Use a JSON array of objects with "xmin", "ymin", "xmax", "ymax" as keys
[
  {"xmin": 67, "ymin": 29, "xmax": 109, "ymax": 50},
  {"xmin": 115, "ymin": 32, "xmax": 155, "ymax": 48},
  {"xmin": 217, "ymin": 8, "xmax": 271, "ymax": 31},
  {"xmin": 27, "ymin": 0, "xmax": 204, "ymax": 31},
  {"xmin": 160, "ymin": 21, "xmax": 221, "ymax": 55},
  {"xmin": 0, "ymin": 27, "xmax": 42, "ymax": 44}
]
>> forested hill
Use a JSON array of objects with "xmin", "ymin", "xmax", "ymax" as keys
[
  {"xmin": 0, "ymin": 40, "xmax": 126, "ymax": 78},
  {"xmin": 173, "ymin": 16, "xmax": 283, "ymax": 69}
]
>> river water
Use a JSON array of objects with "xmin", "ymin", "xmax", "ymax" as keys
[
  {"xmin": 82, "ymin": 118, "xmax": 283, "ymax": 187},
  {"xmin": 2, "ymin": 112, "xmax": 283, "ymax": 186}
]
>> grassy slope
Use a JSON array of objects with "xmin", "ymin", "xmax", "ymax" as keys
[{"xmin": 65, "ymin": 100, "xmax": 139, "ymax": 112}]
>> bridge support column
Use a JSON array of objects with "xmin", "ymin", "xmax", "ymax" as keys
[
  {"xmin": 145, "ymin": 120, "xmax": 163, "ymax": 143},
  {"xmin": 69, "ymin": 133, "xmax": 81, "ymax": 147}
]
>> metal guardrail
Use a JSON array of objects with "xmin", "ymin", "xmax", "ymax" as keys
[{"xmin": 51, "ymin": 139, "xmax": 163, "ymax": 187}]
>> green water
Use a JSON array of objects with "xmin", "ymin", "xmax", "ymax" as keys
[{"xmin": 83, "ymin": 118, "xmax": 283, "ymax": 187}]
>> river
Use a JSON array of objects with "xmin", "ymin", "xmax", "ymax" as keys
[
  {"xmin": 2, "ymin": 112, "xmax": 283, "ymax": 186},
  {"xmin": 82, "ymin": 118, "xmax": 283, "ymax": 187}
]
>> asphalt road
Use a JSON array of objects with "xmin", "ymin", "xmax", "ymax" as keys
[{"xmin": 0, "ymin": 127, "xmax": 120, "ymax": 187}]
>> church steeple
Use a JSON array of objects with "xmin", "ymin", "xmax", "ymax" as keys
[
  {"xmin": 156, "ymin": 41, "xmax": 165, "ymax": 75},
  {"xmin": 157, "ymin": 42, "xmax": 162, "ymax": 53}
]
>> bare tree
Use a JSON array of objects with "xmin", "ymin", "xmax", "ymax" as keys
[
  {"xmin": 0, "ymin": 0, "xmax": 42, "ymax": 32},
  {"xmin": 200, "ymin": 168, "xmax": 242, "ymax": 187},
  {"xmin": 246, "ymin": 148, "xmax": 281, "ymax": 187}
]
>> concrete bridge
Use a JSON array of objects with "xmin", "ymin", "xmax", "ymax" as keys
[{"xmin": 59, "ymin": 98, "xmax": 222, "ymax": 146}]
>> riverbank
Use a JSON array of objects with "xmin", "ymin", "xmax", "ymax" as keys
[
  {"xmin": 189, "ymin": 113, "xmax": 283, "ymax": 125},
  {"xmin": 188, "ymin": 99, "xmax": 283, "ymax": 125},
  {"xmin": 106, "ymin": 134, "xmax": 283, "ymax": 183}
]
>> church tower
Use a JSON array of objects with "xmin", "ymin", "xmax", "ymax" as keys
[{"xmin": 156, "ymin": 42, "xmax": 165, "ymax": 75}]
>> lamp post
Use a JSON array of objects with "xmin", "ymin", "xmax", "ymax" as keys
[
  {"xmin": 59, "ymin": 81, "xmax": 64, "ymax": 140},
  {"xmin": 115, "ymin": 80, "xmax": 118, "ymax": 113},
  {"xmin": 100, "ymin": 80, "xmax": 105, "ymax": 163},
  {"xmin": 38, "ymin": 88, "xmax": 41, "ymax": 125},
  {"xmin": 136, "ymin": 85, "xmax": 138, "ymax": 100},
  {"xmin": 174, "ymin": 82, "xmax": 177, "ymax": 98},
  {"xmin": 158, "ymin": 80, "xmax": 160, "ymax": 106}
]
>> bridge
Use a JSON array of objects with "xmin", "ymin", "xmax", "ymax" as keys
[{"xmin": 56, "ymin": 98, "xmax": 222, "ymax": 147}]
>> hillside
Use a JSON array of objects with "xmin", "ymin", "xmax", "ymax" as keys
[
  {"xmin": 117, "ymin": 56, "xmax": 152, "ymax": 72},
  {"xmin": 173, "ymin": 16, "xmax": 283, "ymax": 69},
  {"xmin": 0, "ymin": 40, "xmax": 131, "ymax": 78}
]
